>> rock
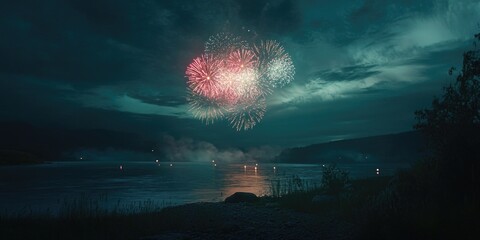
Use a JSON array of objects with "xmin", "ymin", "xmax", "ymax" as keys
[
  {"xmin": 311, "ymin": 194, "xmax": 336, "ymax": 204},
  {"xmin": 225, "ymin": 192, "xmax": 258, "ymax": 203}
]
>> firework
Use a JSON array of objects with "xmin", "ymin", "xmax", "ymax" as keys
[
  {"xmin": 227, "ymin": 97, "xmax": 266, "ymax": 131},
  {"xmin": 205, "ymin": 32, "xmax": 248, "ymax": 57},
  {"xmin": 253, "ymin": 40, "xmax": 294, "ymax": 88},
  {"xmin": 253, "ymin": 40, "xmax": 286, "ymax": 68},
  {"xmin": 265, "ymin": 56, "xmax": 295, "ymax": 88},
  {"xmin": 184, "ymin": 32, "xmax": 295, "ymax": 131},
  {"xmin": 218, "ymin": 67, "xmax": 261, "ymax": 99},
  {"xmin": 185, "ymin": 54, "xmax": 223, "ymax": 98},
  {"xmin": 226, "ymin": 49, "xmax": 257, "ymax": 72},
  {"xmin": 187, "ymin": 89, "xmax": 225, "ymax": 124}
]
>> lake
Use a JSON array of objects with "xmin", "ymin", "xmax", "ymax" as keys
[{"xmin": 0, "ymin": 161, "xmax": 408, "ymax": 215}]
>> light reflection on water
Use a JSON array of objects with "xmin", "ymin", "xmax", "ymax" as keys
[{"xmin": 0, "ymin": 161, "xmax": 408, "ymax": 214}]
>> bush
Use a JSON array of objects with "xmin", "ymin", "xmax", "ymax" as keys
[
  {"xmin": 414, "ymin": 32, "xmax": 480, "ymax": 201},
  {"xmin": 320, "ymin": 164, "xmax": 350, "ymax": 195}
]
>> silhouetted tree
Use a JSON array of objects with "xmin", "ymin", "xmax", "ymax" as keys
[{"xmin": 415, "ymin": 32, "xmax": 480, "ymax": 201}]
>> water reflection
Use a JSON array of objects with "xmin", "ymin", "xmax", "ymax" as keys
[{"xmin": 0, "ymin": 161, "xmax": 408, "ymax": 214}]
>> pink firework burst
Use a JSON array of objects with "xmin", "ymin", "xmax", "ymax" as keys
[
  {"xmin": 226, "ymin": 49, "xmax": 257, "ymax": 72},
  {"xmin": 185, "ymin": 54, "xmax": 224, "ymax": 98}
]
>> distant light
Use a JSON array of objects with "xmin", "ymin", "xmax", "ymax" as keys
[
  {"xmin": 170, "ymin": 163, "xmax": 173, "ymax": 167},
  {"xmin": 244, "ymin": 165, "xmax": 247, "ymax": 169},
  {"xmin": 255, "ymin": 163, "xmax": 258, "ymax": 166},
  {"xmin": 322, "ymin": 164, "xmax": 325, "ymax": 167},
  {"xmin": 376, "ymin": 168, "xmax": 380, "ymax": 171},
  {"xmin": 273, "ymin": 166, "xmax": 276, "ymax": 170},
  {"xmin": 254, "ymin": 166, "xmax": 257, "ymax": 170},
  {"xmin": 119, "ymin": 165, "xmax": 123, "ymax": 170},
  {"xmin": 80, "ymin": 157, "xmax": 83, "ymax": 160},
  {"xmin": 214, "ymin": 163, "xmax": 217, "ymax": 167},
  {"xmin": 151, "ymin": 149, "xmax": 154, "ymax": 152},
  {"xmin": 212, "ymin": 160, "xmax": 215, "ymax": 163},
  {"xmin": 156, "ymin": 159, "xmax": 159, "ymax": 163}
]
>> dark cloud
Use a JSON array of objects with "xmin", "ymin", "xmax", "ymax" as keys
[
  {"xmin": 311, "ymin": 64, "xmax": 380, "ymax": 82},
  {"xmin": 127, "ymin": 93, "xmax": 187, "ymax": 107},
  {"xmin": 0, "ymin": 1, "xmax": 148, "ymax": 87},
  {"xmin": 0, "ymin": 0, "xmax": 478, "ymax": 150}
]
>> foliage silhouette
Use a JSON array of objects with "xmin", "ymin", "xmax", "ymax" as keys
[{"xmin": 414, "ymin": 32, "xmax": 480, "ymax": 201}]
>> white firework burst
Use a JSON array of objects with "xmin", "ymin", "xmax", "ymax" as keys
[
  {"xmin": 218, "ymin": 67, "xmax": 262, "ymax": 100},
  {"xmin": 266, "ymin": 56, "xmax": 295, "ymax": 88}
]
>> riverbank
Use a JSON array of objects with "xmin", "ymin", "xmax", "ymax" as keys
[{"xmin": 1, "ymin": 176, "xmax": 392, "ymax": 240}]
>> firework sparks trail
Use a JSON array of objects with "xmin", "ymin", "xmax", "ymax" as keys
[
  {"xmin": 227, "ymin": 96, "xmax": 266, "ymax": 131},
  {"xmin": 253, "ymin": 40, "xmax": 286, "ymax": 68},
  {"xmin": 184, "ymin": 32, "xmax": 295, "ymax": 131},
  {"xmin": 205, "ymin": 32, "xmax": 249, "ymax": 57},
  {"xmin": 187, "ymin": 89, "xmax": 225, "ymax": 124}
]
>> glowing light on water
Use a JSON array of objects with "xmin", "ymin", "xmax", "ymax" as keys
[
  {"xmin": 170, "ymin": 164, "xmax": 173, "ymax": 167},
  {"xmin": 156, "ymin": 159, "xmax": 159, "ymax": 163},
  {"xmin": 119, "ymin": 165, "xmax": 123, "ymax": 170}
]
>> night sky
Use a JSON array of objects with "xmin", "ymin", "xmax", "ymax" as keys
[{"xmin": 1, "ymin": 0, "xmax": 479, "ymax": 149}]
